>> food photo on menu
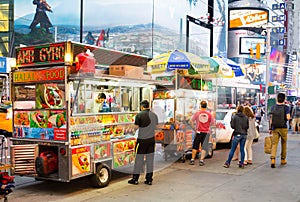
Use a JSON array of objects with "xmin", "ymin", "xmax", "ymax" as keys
[{"xmin": 36, "ymin": 83, "xmax": 65, "ymax": 109}]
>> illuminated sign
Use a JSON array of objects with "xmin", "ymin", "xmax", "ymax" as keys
[
  {"xmin": 13, "ymin": 67, "xmax": 65, "ymax": 83},
  {"xmin": 16, "ymin": 42, "xmax": 66, "ymax": 67},
  {"xmin": 240, "ymin": 37, "xmax": 266, "ymax": 55},
  {"xmin": 229, "ymin": 9, "xmax": 268, "ymax": 29}
]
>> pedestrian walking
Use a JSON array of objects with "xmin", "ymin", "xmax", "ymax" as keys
[
  {"xmin": 223, "ymin": 105, "xmax": 249, "ymax": 168},
  {"xmin": 269, "ymin": 93, "xmax": 290, "ymax": 168},
  {"xmin": 244, "ymin": 106, "xmax": 256, "ymax": 165},
  {"xmin": 128, "ymin": 100, "xmax": 158, "ymax": 185},
  {"xmin": 291, "ymin": 100, "xmax": 300, "ymax": 134},
  {"xmin": 189, "ymin": 100, "xmax": 214, "ymax": 166}
]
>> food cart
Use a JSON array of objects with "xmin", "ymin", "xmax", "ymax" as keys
[
  {"xmin": 152, "ymin": 74, "xmax": 217, "ymax": 162},
  {"xmin": 9, "ymin": 41, "xmax": 168, "ymax": 188}
]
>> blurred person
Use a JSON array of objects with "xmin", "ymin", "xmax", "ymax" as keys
[
  {"xmin": 288, "ymin": 101, "xmax": 294, "ymax": 130},
  {"xmin": 269, "ymin": 93, "xmax": 290, "ymax": 168},
  {"xmin": 256, "ymin": 106, "xmax": 264, "ymax": 126},
  {"xmin": 128, "ymin": 100, "xmax": 158, "ymax": 185},
  {"xmin": 244, "ymin": 106, "xmax": 256, "ymax": 165},
  {"xmin": 291, "ymin": 101, "xmax": 300, "ymax": 134},
  {"xmin": 189, "ymin": 100, "xmax": 214, "ymax": 166},
  {"xmin": 223, "ymin": 105, "xmax": 249, "ymax": 168},
  {"xmin": 84, "ymin": 31, "xmax": 96, "ymax": 45}
]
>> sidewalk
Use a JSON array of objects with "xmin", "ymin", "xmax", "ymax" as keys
[{"xmin": 9, "ymin": 131, "xmax": 300, "ymax": 202}]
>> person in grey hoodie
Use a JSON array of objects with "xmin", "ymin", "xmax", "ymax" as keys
[{"xmin": 223, "ymin": 105, "xmax": 249, "ymax": 168}]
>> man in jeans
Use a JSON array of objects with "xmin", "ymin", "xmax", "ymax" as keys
[
  {"xmin": 189, "ymin": 100, "xmax": 214, "ymax": 166},
  {"xmin": 269, "ymin": 93, "xmax": 291, "ymax": 168}
]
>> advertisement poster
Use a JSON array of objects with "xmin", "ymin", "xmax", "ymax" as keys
[
  {"xmin": 36, "ymin": 83, "xmax": 65, "ymax": 109},
  {"xmin": 94, "ymin": 143, "xmax": 111, "ymax": 160},
  {"xmin": 72, "ymin": 146, "xmax": 91, "ymax": 176},
  {"xmin": 14, "ymin": 0, "xmax": 227, "ymax": 58},
  {"xmin": 113, "ymin": 139, "xmax": 136, "ymax": 168},
  {"xmin": 14, "ymin": 110, "xmax": 67, "ymax": 140}
]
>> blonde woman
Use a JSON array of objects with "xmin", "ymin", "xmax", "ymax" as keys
[{"xmin": 244, "ymin": 106, "xmax": 256, "ymax": 165}]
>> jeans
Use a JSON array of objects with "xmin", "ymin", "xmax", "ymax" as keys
[{"xmin": 226, "ymin": 134, "xmax": 247, "ymax": 165}]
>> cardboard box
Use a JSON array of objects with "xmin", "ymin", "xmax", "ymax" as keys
[{"xmin": 109, "ymin": 65, "xmax": 144, "ymax": 78}]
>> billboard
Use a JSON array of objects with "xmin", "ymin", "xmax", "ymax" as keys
[
  {"xmin": 229, "ymin": 8, "xmax": 268, "ymax": 29},
  {"xmin": 239, "ymin": 37, "xmax": 266, "ymax": 55},
  {"xmin": 269, "ymin": 47, "xmax": 288, "ymax": 84},
  {"xmin": 14, "ymin": 0, "xmax": 227, "ymax": 58}
]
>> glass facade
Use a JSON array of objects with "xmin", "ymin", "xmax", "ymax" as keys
[{"xmin": 0, "ymin": 0, "xmax": 13, "ymax": 57}]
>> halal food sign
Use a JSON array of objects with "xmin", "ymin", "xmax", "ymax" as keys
[
  {"xmin": 13, "ymin": 68, "xmax": 65, "ymax": 83},
  {"xmin": 16, "ymin": 42, "xmax": 65, "ymax": 67}
]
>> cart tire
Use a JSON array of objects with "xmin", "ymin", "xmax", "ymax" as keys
[
  {"xmin": 205, "ymin": 143, "xmax": 214, "ymax": 159},
  {"xmin": 90, "ymin": 163, "xmax": 111, "ymax": 188}
]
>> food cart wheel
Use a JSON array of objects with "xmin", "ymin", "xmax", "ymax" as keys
[{"xmin": 90, "ymin": 163, "xmax": 111, "ymax": 188}]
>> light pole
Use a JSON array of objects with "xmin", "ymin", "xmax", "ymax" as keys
[
  {"xmin": 262, "ymin": 27, "xmax": 271, "ymax": 132},
  {"xmin": 80, "ymin": 0, "xmax": 83, "ymax": 43}
]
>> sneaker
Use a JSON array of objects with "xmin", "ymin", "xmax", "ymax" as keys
[
  {"xmin": 128, "ymin": 179, "xmax": 138, "ymax": 185},
  {"xmin": 223, "ymin": 162, "xmax": 230, "ymax": 168},
  {"xmin": 199, "ymin": 160, "xmax": 205, "ymax": 166},
  {"xmin": 189, "ymin": 160, "xmax": 195, "ymax": 165},
  {"xmin": 144, "ymin": 181, "xmax": 152, "ymax": 185},
  {"xmin": 238, "ymin": 163, "xmax": 244, "ymax": 169}
]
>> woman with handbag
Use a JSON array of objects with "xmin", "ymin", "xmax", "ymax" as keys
[{"xmin": 243, "ymin": 106, "xmax": 256, "ymax": 165}]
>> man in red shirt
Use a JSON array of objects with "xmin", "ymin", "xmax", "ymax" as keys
[{"xmin": 189, "ymin": 100, "xmax": 214, "ymax": 166}]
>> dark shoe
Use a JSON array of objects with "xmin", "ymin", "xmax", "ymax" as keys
[
  {"xmin": 189, "ymin": 160, "xmax": 195, "ymax": 165},
  {"xmin": 128, "ymin": 179, "xmax": 138, "ymax": 185},
  {"xmin": 223, "ymin": 162, "xmax": 230, "ymax": 168},
  {"xmin": 238, "ymin": 163, "xmax": 244, "ymax": 169},
  {"xmin": 144, "ymin": 181, "xmax": 152, "ymax": 185},
  {"xmin": 271, "ymin": 158, "xmax": 276, "ymax": 168}
]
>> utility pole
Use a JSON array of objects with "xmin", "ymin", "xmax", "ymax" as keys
[{"xmin": 262, "ymin": 27, "xmax": 271, "ymax": 132}]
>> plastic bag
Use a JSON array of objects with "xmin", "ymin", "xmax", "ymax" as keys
[{"xmin": 264, "ymin": 136, "xmax": 272, "ymax": 154}]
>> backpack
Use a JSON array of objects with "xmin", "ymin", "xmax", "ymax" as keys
[
  {"xmin": 271, "ymin": 105, "xmax": 286, "ymax": 128},
  {"xmin": 294, "ymin": 106, "xmax": 300, "ymax": 117}
]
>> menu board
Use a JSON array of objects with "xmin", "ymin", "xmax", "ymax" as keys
[{"xmin": 14, "ymin": 110, "xmax": 67, "ymax": 141}]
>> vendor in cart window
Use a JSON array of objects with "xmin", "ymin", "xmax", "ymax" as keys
[{"xmin": 93, "ymin": 92, "xmax": 107, "ymax": 112}]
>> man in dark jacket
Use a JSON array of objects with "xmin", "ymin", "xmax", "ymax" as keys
[
  {"xmin": 223, "ymin": 105, "xmax": 249, "ymax": 168},
  {"xmin": 128, "ymin": 100, "xmax": 158, "ymax": 185}
]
